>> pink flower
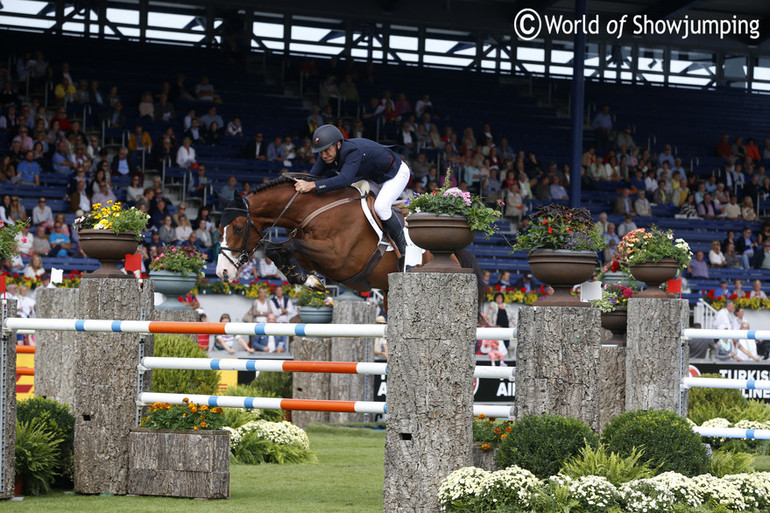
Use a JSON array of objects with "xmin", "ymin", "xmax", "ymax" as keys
[{"xmin": 21, "ymin": 238, "xmax": 27, "ymax": 243}]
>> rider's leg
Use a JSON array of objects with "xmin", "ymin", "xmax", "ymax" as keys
[{"xmin": 375, "ymin": 161, "xmax": 410, "ymax": 269}]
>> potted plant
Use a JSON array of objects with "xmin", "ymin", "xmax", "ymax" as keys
[
  {"xmin": 74, "ymin": 201, "xmax": 150, "ymax": 278},
  {"xmin": 128, "ymin": 398, "xmax": 230, "ymax": 499},
  {"xmin": 405, "ymin": 169, "xmax": 501, "ymax": 272},
  {"xmin": 616, "ymin": 227, "xmax": 692, "ymax": 298},
  {"xmin": 512, "ymin": 204, "xmax": 604, "ymax": 306},
  {"xmin": 149, "ymin": 246, "xmax": 207, "ymax": 309},
  {"xmin": 590, "ymin": 283, "xmax": 635, "ymax": 346},
  {"xmin": 296, "ymin": 287, "xmax": 334, "ymax": 323}
]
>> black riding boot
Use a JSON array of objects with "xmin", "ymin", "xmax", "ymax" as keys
[{"xmin": 382, "ymin": 216, "xmax": 407, "ymax": 271}]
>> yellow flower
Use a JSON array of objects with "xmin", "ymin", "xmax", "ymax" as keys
[{"xmin": 193, "ymin": 426, "xmax": 199, "ymax": 430}]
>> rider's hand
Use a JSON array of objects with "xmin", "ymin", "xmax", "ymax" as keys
[{"xmin": 295, "ymin": 180, "xmax": 316, "ymax": 194}]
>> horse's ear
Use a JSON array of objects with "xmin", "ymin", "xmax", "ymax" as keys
[{"xmin": 220, "ymin": 199, "xmax": 246, "ymax": 228}]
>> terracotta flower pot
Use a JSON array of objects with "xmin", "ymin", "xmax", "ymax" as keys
[
  {"xmin": 600, "ymin": 310, "xmax": 627, "ymax": 346},
  {"xmin": 629, "ymin": 259, "xmax": 679, "ymax": 298},
  {"xmin": 406, "ymin": 213, "xmax": 475, "ymax": 273},
  {"xmin": 527, "ymin": 249, "xmax": 598, "ymax": 306},
  {"xmin": 78, "ymin": 229, "xmax": 139, "ymax": 279}
]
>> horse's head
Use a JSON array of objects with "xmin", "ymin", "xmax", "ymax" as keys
[{"xmin": 216, "ymin": 195, "xmax": 261, "ymax": 283}]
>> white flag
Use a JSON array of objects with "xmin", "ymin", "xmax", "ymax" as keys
[
  {"xmin": 580, "ymin": 280, "xmax": 602, "ymax": 302},
  {"xmin": 51, "ymin": 268, "xmax": 64, "ymax": 284}
]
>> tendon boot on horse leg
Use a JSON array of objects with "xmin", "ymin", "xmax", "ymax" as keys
[
  {"xmin": 381, "ymin": 216, "xmax": 407, "ymax": 272},
  {"xmin": 266, "ymin": 246, "xmax": 323, "ymax": 290}
]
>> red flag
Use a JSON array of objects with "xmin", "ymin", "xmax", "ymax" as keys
[
  {"xmin": 666, "ymin": 279, "xmax": 682, "ymax": 294},
  {"xmin": 125, "ymin": 253, "xmax": 142, "ymax": 273},
  {"xmin": 0, "ymin": 275, "xmax": 5, "ymax": 295}
]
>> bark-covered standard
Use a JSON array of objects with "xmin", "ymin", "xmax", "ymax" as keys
[
  {"xmin": 384, "ymin": 273, "xmax": 477, "ymax": 513},
  {"xmin": 127, "ymin": 428, "xmax": 229, "ymax": 499},
  {"xmin": 292, "ymin": 336, "xmax": 332, "ymax": 428},
  {"xmin": 0, "ymin": 300, "xmax": 16, "ymax": 499},
  {"xmin": 35, "ymin": 288, "xmax": 79, "ymax": 409},
  {"xmin": 73, "ymin": 278, "xmax": 154, "ymax": 495},
  {"xmin": 626, "ymin": 298, "xmax": 688, "ymax": 413},
  {"xmin": 516, "ymin": 306, "xmax": 602, "ymax": 431},
  {"xmin": 329, "ymin": 301, "xmax": 377, "ymax": 424},
  {"xmin": 600, "ymin": 345, "xmax": 626, "ymax": 431}
]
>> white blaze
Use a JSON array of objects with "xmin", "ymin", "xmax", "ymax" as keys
[{"xmin": 215, "ymin": 225, "xmax": 239, "ymax": 282}]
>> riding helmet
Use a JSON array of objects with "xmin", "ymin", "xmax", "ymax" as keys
[{"xmin": 311, "ymin": 124, "xmax": 344, "ymax": 153}]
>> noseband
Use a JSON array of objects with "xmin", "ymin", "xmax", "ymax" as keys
[{"xmin": 217, "ymin": 191, "xmax": 301, "ymax": 272}]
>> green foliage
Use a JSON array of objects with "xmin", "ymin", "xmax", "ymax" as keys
[
  {"xmin": 709, "ymin": 448, "xmax": 754, "ymax": 477},
  {"xmin": 560, "ymin": 443, "xmax": 656, "ymax": 485},
  {"xmin": 512, "ymin": 204, "xmax": 605, "ymax": 252},
  {"xmin": 601, "ymin": 410, "xmax": 709, "ymax": 477},
  {"xmin": 405, "ymin": 169, "xmax": 501, "ymax": 235},
  {"xmin": 149, "ymin": 245, "xmax": 207, "ymax": 276},
  {"xmin": 74, "ymin": 200, "xmax": 149, "ymax": 239},
  {"xmin": 494, "ymin": 414, "xmax": 598, "ymax": 479},
  {"xmin": 687, "ymin": 373, "xmax": 750, "ymax": 425},
  {"xmin": 472, "ymin": 415, "xmax": 513, "ymax": 444},
  {"xmin": 231, "ymin": 432, "xmax": 317, "ymax": 465},
  {"xmin": 140, "ymin": 400, "xmax": 226, "ymax": 430},
  {"xmin": 222, "ymin": 382, "xmax": 284, "ymax": 422},
  {"xmin": 151, "ymin": 334, "xmax": 220, "ymax": 394},
  {"xmin": 15, "ymin": 419, "xmax": 62, "ymax": 496},
  {"xmin": 17, "ymin": 397, "xmax": 75, "ymax": 484},
  {"xmin": 254, "ymin": 371, "xmax": 293, "ymax": 399},
  {"xmin": 0, "ymin": 218, "xmax": 28, "ymax": 261},
  {"xmin": 296, "ymin": 287, "xmax": 334, "ymax": 307}
]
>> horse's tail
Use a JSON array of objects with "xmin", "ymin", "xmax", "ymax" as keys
[{"xmin": 455, "ymin": 248, "xmax": 487, "ymax": 306}]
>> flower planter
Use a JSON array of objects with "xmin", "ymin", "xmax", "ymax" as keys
[
  {"xmin": 527, "ymin": 249, "xmax": 598, "ymax": 306},
  {"xmin": 78, "ymin": 229, "xmax": 139, "ymax": 279},
  {"xmin": 299, "ymin": 306, "xmax": 333, "ymax": 323},
  {"xmin": 629, "ymin": 259, "xmax": 679, "ymax": 298},
  {"xmin": 406, "ymin": 213, "xmax": 475, "ymax": 273},
  {"xmin": 149, "ymin": 270, "xmax": 198, "ymax": 310},
  {"xmin": 600, "ymin": 310, "xmax": 627, "ymax": 346},
  {"xmin": 127, "ymin": 427, "xmax": 229, "ymax": 499}
]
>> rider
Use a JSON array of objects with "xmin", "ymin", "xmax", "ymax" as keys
[{"xmin": 294, "ymin": 124, "xmax": 410, "ymax": 270}]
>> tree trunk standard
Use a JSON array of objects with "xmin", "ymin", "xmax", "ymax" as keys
[
  {"xmin": 292, "ymin": 336, "xmax": 332, "ymax": 428},
  {"xmin": 73, "ymin": 278, "xmax": 154, "ymax": 495},
  {"xmin": 626, "ymin": 298, "xmax": 688, "ymax": 413},
  {"xmin": 599, "ymin": 345, "xmax": 626, "ymax": 431},
  {"xmin": 0, "ymin": 300, "xmax": 16, "ymax": 499},
  {"xmin": 329, "ymin": 301, "xmax": 377, "ymax": 424},
  {"xmin": 515, "ymin": 306, "xmax": 602, "ymax": 432},
  {"xmin": 383, "ymin": 273, "xmax": 477, "ymax": 513},
  {"xmin": 34, "ymin": 288, "xmax": 79, "ymax": 410}
]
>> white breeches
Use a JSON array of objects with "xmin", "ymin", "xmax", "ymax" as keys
[{"xmin": 374, "ymin": 161, "xmax": 410, "ymax": 220}]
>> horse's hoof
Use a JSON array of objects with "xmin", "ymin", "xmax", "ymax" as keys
[{"xmin": 305, "ymin": 275, "xmax": 324, "ymax": 290}]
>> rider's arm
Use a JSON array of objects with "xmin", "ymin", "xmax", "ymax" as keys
[{"xmin": 314, "ymin": 148, "xmax": 362, "ymax": 193}]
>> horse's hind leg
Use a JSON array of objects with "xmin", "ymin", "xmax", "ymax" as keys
[{"xmin": 266, "ymin": 246, "xmax": 325, "ymax": 290}]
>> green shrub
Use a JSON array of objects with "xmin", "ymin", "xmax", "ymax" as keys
[
  {"xmin": 601, "ymin": 409, "xmax": 709, "ymax": 477},
  {"xmin": 151, "ymin": 334, "xmax": 220, "ymax": 395},
  {"xmin": 253, "ymin": 371, "xmax": 292, "ymax": 398},
  {"xmin": 232, "ymin": 432, "xmax": 316, "ymax": 465},
  {"xmin": 494, "ymin": 414, "xmax": 598, "ymax": 479},
  {"xmin": 560, "ymin": 443, "xmax": 655, "ymax": 485},
  {"xmin": 687, "ymin": 373, "xmax": 748, "ymax": 425},
  {"xmin": 15, "ymin": 419, "xmax": 62, "ymax": 495},
  {"xmin": 17, "ymin": 397, "xmax": 74, "ymax": 485},
  {"xmin": 709, "ymin": 448, "xmax": 754, "ymax": 477},
  {"xmin": 223, "ymin": 382, "xmax": 284, "ymax": 422}
]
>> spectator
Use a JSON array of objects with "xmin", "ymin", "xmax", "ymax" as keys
[
  {"xmin": 52, "ymin": 141, "xmax": 74, "ymax": 175},
  {"xmin": 154, "ymin": 92, "xmax": 175, "ymax": 121},
  {"xmin": 604, "ymin": 223, "xmax": 620, "ymax": 248},
  {"xmin": 159, "ymin": 215, "xmax": 175, "ymax": 244},
  {"xmin": 549, "ymin": 175, "xmax": 568, "ymax": 200},
  {"xmin": 717, "ymin": 279, "xmax": 731, "ymax": 297},
  {"xmin": 634, "ymin": 190, "xmax": 651, "ymax": 216},
  {"xmin": 17, "ymin": 150, "xmax": 40, "ymax": 185},
  {"xmin": 733, "ymin": 279, "xmax": 747, "ymax": 298},
  {"xmin": 92, "ymin": 181, "xmax": 117, "ymax": 206},
  {"xmin": 207, "ymin": 121, "xmax": 223, "ymax": 146},
  {"xmin": 15, "ymin": 224, "xmax": 33, "ymax": 257},
  {"xmin": 48, "ymin": 220, "xmax": 71, "ymax": 257},
  {"xmin": 617, "ymin": 214, "xmax": 637, "ymax": 237},
  {"xmin": 8, "ymin": 196, "xmax": 27, "ymax": 223},
  {"xmin": 708, "ymin": 240, "xmax": 727, "ymax": 268},
  {"xmin": 270, "ymin": 285, "xmax": 296, "ymax": 324},
  {"xmin": 258, "ymin": 256, "xmax": 282, "ymax": 280},
  {"xmin": 742, "ymin": 197, "xmax": 758, "ymax": 222},
  {"xmin": 16, "ymin": 284, "xmax": 35, "ymax": 318},
  {"xmin": 267, "ymin": 136, "xmax": 284, "ymax": 161},
  {"xmin": 194, "ymin": 219, "xmax": 213, "ymax": 258},
  {"xmin": 127, "ymin": 175, "xmax": 145, "ymax": 204},
  {"xmin": 226, "ymin": 116, "xmax": 243, "ymax": 136},
  {"xmin": 716, "ymin": 134, "xmax": 732, "ymax": 158},
  {"xmin": 687, "ymin": 251, "xmax": 709, "ymax": 278},
  {"xmin": 687, "ymin": 323, "xmax": 713, "ymax": 359},
  {"xmin": 415, "ymin": 94, "xmax": 433, "ymax": 118},
  {"xmin": 31, "ymin": 197, "xmax": 53, "ymax": 229},
  {"xmin": 697, "ymin": 193, "xmax": 719, "ymax": 219},
  {"xmin": 657, "ymin": 144, "xmax": 675, "ymax": 167},
  {"xmin": 722, "ymin": 194, "xmax": 741, "ymax": 220},
  {"xmin": 194, "ymin": 76, "xmax": 216, "ymax": 102},
  {"xmin": 242, "ymin": 132, "xmax": 267, "ymax": 159},
  {"xmin": 373, "ymin": 315, "xmax": 388, "ymax": 360},
  {"xmin": 713, "ymin": 300, "xmax": 735, "ymax": 332},
  {"xmin": 174, "ymin": 214, "xmax": 193, "ymax": 242},
  {"xmin": 746, "ymin": 138, "xmax": 762, "ymax": 162},
  {"xmin": 69, "ymin": 179, "xmax": 91, "ymax": 213},
  {"xmin": 128, "ymin": 124, "xmax": 152, "ymax": 154},
  {"xmin": 652, "ymin": 180, "xmax": 669, "ymax": 205},
  {"xmin": 679, "ymin": 194, "xmax": 699, "ymax": 218},
  {"xmin": 753, "ymin": 240, "xmax": 770, "ymax": 270},
  {"xmin": 111, "ymin": 147, "xmax": 134, "ymax": 177},
  {"xmin": 734, "ymin": 321, "xmax": 761, "ymax": 362},
  {"xmin": 750, "ymin": 280, "xmax": 767, "ymax": 299},
  {"xmin": 218, "ymin": 175, "xmax": 238, "ymax": 207},
  {"xmin": 737, "ymin": 227, "xmax": 758, "ymax": 269},
  {"xmin": 54, "ymin": 77, "xmax": 75, "ymax": 104},
  {"xmin": 724, "ymin": 242, "xmax": 741, "ymax": 269},
  {"xmin": 183, "ymin": 118, "xmax": 205, "ymax": 144},
  {"xmin": 592, "ymin": 105, "xmax": 612, "ymax": 152},
  {"xmin": 23, "ymin": 254, "xmax": 45, "ymax": 279},
  {"xmin": 137, "ymin": 92, "xmax": 154, "ymax": 119},
  {"xmin": 213, "ymin": 313, "xmax": 254, "ymax": 354},
  {"xmin": 102, "ymin": 101, "xmax": 125, "ymax": 128},
  {"xmin": 200, "ymin": 107, "xmax": 223, "ymax": 129},
  {"xmin": 176, "ymin": 137, "xmax": 197, "ymax": 168}
]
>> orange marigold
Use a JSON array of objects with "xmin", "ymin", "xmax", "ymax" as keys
[
  {"xmin": 493, "ymin": 428, "xmax": 501, "ymax": 434},
  {"xmin": 501, "ymin": 433, "xmax": 508, "ymax": 439},
  {"xmin": 200, "ymin": 422, "xmax": 207, "ymax": 428},
  {"xmin": 481, "ymin": 443, "xmax": 491, "ymax": 451},
  {"xmin": 477, "ymin": 414, "xmax": 486, "ymax": 420}
]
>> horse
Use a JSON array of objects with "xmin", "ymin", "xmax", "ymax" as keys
[{"xmin": 215, "ymin": 175, "xmax": 485, "ymax": 302}]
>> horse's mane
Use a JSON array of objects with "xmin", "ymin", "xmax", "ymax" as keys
[{"xmin": 251, "ymin": 173, "xmax": 319, "ymax": 194}]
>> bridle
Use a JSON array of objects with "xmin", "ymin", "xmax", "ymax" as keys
[{"xmin": 217, "ymin": 191, "xmax": 300, "ymax": 273}]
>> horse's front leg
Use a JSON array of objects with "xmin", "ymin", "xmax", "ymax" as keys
[{"xmin": 266, "ymin": 244, "xmax": 325, "ymax": 291}]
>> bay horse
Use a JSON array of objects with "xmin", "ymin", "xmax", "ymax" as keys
[{"xmin": 215, "ymin": 175, "xmax": 484, "ymax": 300}]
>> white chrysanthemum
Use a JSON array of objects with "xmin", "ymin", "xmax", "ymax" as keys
[
  {"xmin": 437, "ymin": 467, "xmax": 489, "ymax": 508},
  {"xmin": 724, "ymin": 472, "xmax": 770, "ymax": 510},
  {"xmin": 734, "ymin": 419, "xmax": 769, "ymax": 430},
  {"xmin": 692, "ymin": 474, "xmax": 749, "ymax": 511},
  {"xmin": 567, "ymin": 475, "xmax": 619, "ymax": 512},
  {"xmin": 477, "ymin": 465, "xmax": 541, "ymax": 509},
  {"xmin": 222, "ymin": 426, "xmax": 242, "ymax": 450},
  {"xmin": 236, "ymin": 420, "xmax": 310, "ymax": 449},
  {"xmin": 702, "ymin": 417, "xmax": 732, "ymax": 428}
]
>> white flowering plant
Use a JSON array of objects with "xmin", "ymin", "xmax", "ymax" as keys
[
  {"xmin": 477, "ymin": 465, "xmax": 541, "ymax": 510},
  {"xmin": 437, "ymin": 467, "xmax": 489, "ymax": 510},
  {"xmin": 567, "ymin": 475, "xmax": 619, "ymax": 512},
  {"xmin": 237, "ymin": 420, "xmax": 310, "ymax": 450},
  {"xmin": 617, "ymin": 226, "xmax": 692, "ymax": 270},
  {"xmin": 406, "ymin": 170, "xmax": 501, "ymax": 236},
  {"xmin": 692, "ymin": 473, "xmax": 750, "ymax": 511},
  {"xmin": 228, "ymin": 419, "xmax": 315, "ymax": 465},
  {"xmin": 724, "ymin": 472, "xmax": 770, "ymax": 510}
]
